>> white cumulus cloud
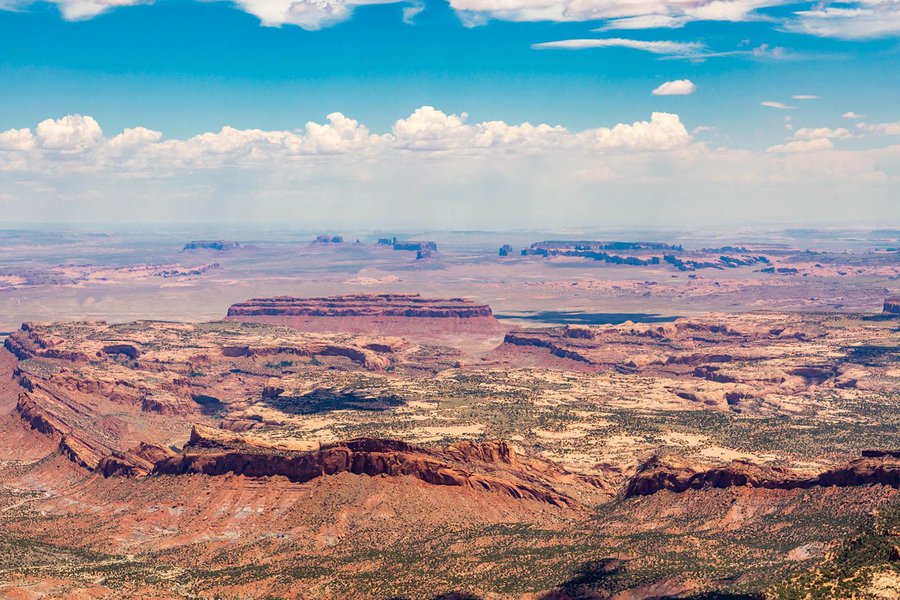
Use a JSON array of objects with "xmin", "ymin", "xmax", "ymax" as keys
[
  {"xmin": 391, "ymin": 106, "xmax": 472, "ymax": 151},
  {"xmin": 35, "ymin": 114, "xmax": 104, "ymax": 152},
  {"xmin": 575, "ymin": 112, "xmax": 691, "ymax": 150},
  {"xmin": 652, "ymin": 79, "xmax": 697, "ymax": 95},
  {"xmin": 0, "ymin": 107, "xmax": 694, "ymax": 176},
  {"xmin": 0, "ymin": 128, "xmax": 35, "ymax": 151},
  {"xmin": 2, "ymin": 108, "xmax": 899, "ymax": 228}
]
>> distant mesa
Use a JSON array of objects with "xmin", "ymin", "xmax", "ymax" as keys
[
  {"xmin": 759, "ymin": 266, "xmax": 799, "ymax": 275},
  {"xmin": 526, "ymin": 241, "xmax": 681, "ymax": 254},
  {"xmin": 884, "ymin": 297, "xmax": 900, "ymax": 315},
  {"xmin": 314, "ymin": 235, "xmax": 344, "ymax": 243},
  {"xmin": 153, "ymin": 263, "xmax": 219, "ymax": 278},
  {"xmin": 499, "ymin": 244, "xmax": 514, "ymax": 257},
  {"xmin": 226, "ymin": 293, "xmax": 501, "ymax": 336},
  {"xmin": 517, "ymin": 240, "xmax": 770, "ymax": 271},
  {"xmin": 377, "ymin": 236, "xmax": 438, "ymax": 259},
  {"xmin": 668, "ymin": 253, "xmax": 768, "ymax": 271},
  {"xmin": 522, "ymin": 240, "xmax": 672, "ymax": 267},
  {"xmin": 182, "ymin": 240, "xmax": 241, "ymax": 252}
]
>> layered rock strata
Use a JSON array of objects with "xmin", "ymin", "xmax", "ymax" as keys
[{"xmin": 226, "ymin": 294, "xmax": 501, "ymax": 335}]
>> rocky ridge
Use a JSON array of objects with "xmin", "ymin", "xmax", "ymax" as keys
[
  {"xmin": 147, "ymin": 425, "xmax": 582, "ymax": 508},
  {"xmin": 625, "ymin": 453, "xmax": 900, "ymax": 497}
]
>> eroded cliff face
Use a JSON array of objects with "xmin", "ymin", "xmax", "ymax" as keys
[
  {"xmin": 3, "ymin": 318, "xmax": 594, "ymax": 510},
  {"xmin": 625, "ymin": 453, "xmax": 900, "ymax": 498},
  {"xmin": 228, "ymin": 294, "xmax": 494, "ymax": 319},
  {"xmin": 149, "ymin": 425, "xmax": 580, "ymax": 508},
  {"xmin": 4, "ymin": 320, "xmax": 446, "ymax": 481},
  {"xmin": 884, "ymin": 297, "xmax": 900, "ymax": 314},
  {"xmin": 15, "ymin": 392, "xmax": 111, "ymax": 470}
]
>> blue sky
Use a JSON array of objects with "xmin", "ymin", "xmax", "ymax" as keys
[{"xmin": 0, "ymin": 0, "xmax": 898, "ymax": 227}]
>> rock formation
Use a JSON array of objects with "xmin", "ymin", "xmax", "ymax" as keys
[
  {"xmin": 314, "ymin": 235, "xmax": 343, "ymax": 243},
  {"xmin": 516, "ymin": 240, "xmax": 770, "ymax": 271},
  {"xmin": 884, "ymin": 297, "xmax": 900, "ymax": 314},
  {"xmin": 624, "ymin": 453, "xmax": 900, "ymax": 497},
  {"xmin": 148, "ymin": 425, "xmax": 578, "ymax": 508},
  {"xmin": 226, "ymin": 294, "xmax": 501, "ymax": 336},
  {"xmin": 182, "ymin": 240, "xmax": 241, "ymax": 251},
  {"xmin": 494, "ymin": 318, "xmax": 837, "ymax": 390},
  {"xmin": 5, "ymin": 319, "xmax": 441, "ymax": 480},
  {"xmin": 376, "ymin": 237, "xmax": 438, "ymax": 253}
]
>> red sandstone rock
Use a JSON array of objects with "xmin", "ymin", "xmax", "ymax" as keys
[
  {"xmin": 624, "ymin": 453, "xmax": 900, "ymax": 498},
  {"xmin": 225, "ymin": 294, "xmax": 501, "ymax": 336},
  {"xmin": 146, "ymin": 425, "xmax": 577, "ymax": 508}
]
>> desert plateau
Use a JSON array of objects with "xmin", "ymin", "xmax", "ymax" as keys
[
  {"xmin": 3, "ymin": 1, "xmax": 900, "ymax": 596},
  {"xmin": 0, "ymin": 230, "xmax": 897, "ymax": 599}
]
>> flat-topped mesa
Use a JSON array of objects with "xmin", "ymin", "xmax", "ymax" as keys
[
  {"xmin": 519, "ymin": 240, "xmax": 769, "ymax": 271},
  {"xmin": 225, "ymin": 294, "xmax": 501, "ymax": 336},
  {"xmin": 884, "ymin": 297, "xmax": 900, "ymax": 315},
  {"xmin": 527, "ymin": 241, "xmax": 681, "ymax": 253},
  {"xmin": 395, "ymin": 240, "xmax": 437, "ymax": 252},
  {"xmin": 182, "ymin": 240, "xmax": 241, "ymax": 251},
  {"xmin": 147, "ymin": 425, "xmax": 577, "ymax": 508},
  {"xmin": 376, "ymin": 237, "xmax": 438, "ymax": 253}
]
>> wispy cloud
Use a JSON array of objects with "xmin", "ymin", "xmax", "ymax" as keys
[
  {"xmin": 767, "ymin": 138, "xmax": 833, "ymax": 153},
  {"xmin": 761, "ymin": 101, "xmax": 794, "ymax": 110},
  {"xmin": 660, "ymin": 43, "xmax": 794, "ymax": 61},
  {"xmin": 843, "ymin": 111, "xmax": 866, "ymax": 119},
  {"xmin": 785, "ymin": 3, "xmax": 900, "ymax": 40},
  {"xmin": 402, "ymin": 0, "xmax": 425, "ymax": 24},
  {"xmin": 6, "ymin": 0, "xmax": 900, "ymax": 42},
  {"xmin": 450, "ymin": 0, "xmax": 794, "ymax": 28},
  {"xmin": 792, "ymin": 94, "xmax": 819, "ymax": 100},
  {"xmin": 595, "ymin": 15, "xmax": 689, "ymax": 31},
  {"xmin": 532, "ymin": 38, "xmax": 703, "ymax": 55}
]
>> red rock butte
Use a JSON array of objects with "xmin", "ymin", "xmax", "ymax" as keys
[{"xmin": 225, "ymin": 293, "xmax": 501, "ymax": 336}]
